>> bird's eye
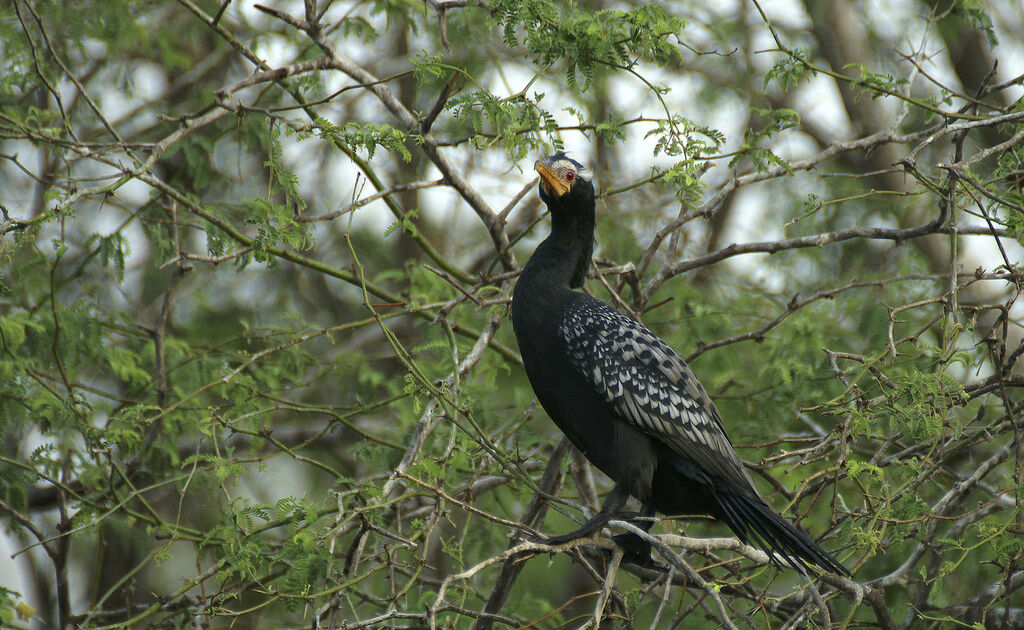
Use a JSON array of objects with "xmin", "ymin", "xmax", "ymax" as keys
[{"xmin": 565, "ymin": 171, "xmax": 575, "ymax": 182}]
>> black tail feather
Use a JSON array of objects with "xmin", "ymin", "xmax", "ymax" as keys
[{"xmin": 714, "ymin": 484, "xmax": 850, "ymax": 577}]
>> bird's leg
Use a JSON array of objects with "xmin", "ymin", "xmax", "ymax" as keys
[
  {"xmin": 539, "ymin": 489, "xmax": 664, "ymax": 571},
  {"xmin": 613, "ymin": 503, "xmax": 659, "ymax": 567},
  {"xmin": 539, "ymin": 484, "xmax": 630, "ymax": 546}
]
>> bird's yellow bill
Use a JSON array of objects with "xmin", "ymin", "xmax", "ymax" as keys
[{"xmin": 535, "ymin": 160, "xmax": 571, "ymax": 197}]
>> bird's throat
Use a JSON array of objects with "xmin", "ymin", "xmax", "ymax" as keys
[{"xmin": 528, "ymin": 211, "xmax": 594, "ymax": 290}]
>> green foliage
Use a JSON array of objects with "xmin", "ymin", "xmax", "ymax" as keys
[
  {"xmin": 645, "ymin": 115, "xmax": 725, "ymax": 160},
  {"xmin": 266, "ymin": 126, "xmax": 308, "ymax": 209},
  {"xmin": 411, "ymin": 51, "xmax": 448, "ymax": 85},
  {"xmin": 90, "ymin": 232, "xmax": 131, "ymax": 282},
  {"xmin": 338, "ymin": 14, "xmax": 378, "ymax": 42},
  {"xmin": 731, "ymin": 107, "xmax": 800, "ymax": 171},
  {"xmin": 949, "ymin": 0, "xmax": 998, "ymax": 47},
  {"xmin": 875, "ymin": 369, "xmax": 967, "ymax": 441},
  {"xmin": 180, "ymin": 134, "xmax": 220, "ymax": 191},
  {"xmin": 245, "ymin": 198, "xmax": 312, "ymax": 256},
  {"xmin": 493, "ymin": 1, "xmax": 686, "ymax": 92},
  {"xmin": 446, "ymin": 90, "xmax": 555, "ymax": 157},
  {"xmin": 332, "ymin": 120, "xmax": 417, "ymax": 162},
  {"xmin": 764, "ymin": 48, "xmax": 812, "ymax": 91},
  {"xmin": 844, "ymin": 63, "xmax": 910, "ymax": 101}
]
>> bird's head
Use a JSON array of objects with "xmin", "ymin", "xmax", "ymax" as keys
[{"xmin": 534, "ymin": 153, "xmax": 594, "ymax": 211}]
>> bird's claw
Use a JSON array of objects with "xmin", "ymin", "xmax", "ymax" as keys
[
  {"xmin": 611, "ymin": 533, "xmax": 666, "ymax": 572},
  {"xmin": 526, "ymin": 530, "xmax": 667, "ymax": 573}
]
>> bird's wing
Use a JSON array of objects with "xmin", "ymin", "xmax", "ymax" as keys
[{"xmin": 560, "ymin": 296, "xmax": 758, "ymax": 495}]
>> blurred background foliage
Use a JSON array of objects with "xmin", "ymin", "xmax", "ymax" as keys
[{"xmin": 1, "ymin": 0, "xmax": 1023, "ymax": 628}]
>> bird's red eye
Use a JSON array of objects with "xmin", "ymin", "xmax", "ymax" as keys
[{"xmin": 565, "ymin": 171, "xmax": 575, "ymax": 182}]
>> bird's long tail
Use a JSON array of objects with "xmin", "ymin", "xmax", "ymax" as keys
[{"xmin": 714, "ymin": 484, "xmax": 850, "ymax": 576}]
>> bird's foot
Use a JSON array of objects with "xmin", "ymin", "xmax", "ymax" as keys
[
  {"xmin": 529, "ymin": 529, "xmax": 593, "ymax": 548},
  {"xmin": 528, "ymin": 530, "xmax": 667, "ymax": 573},
  {"xmin": 611, "ymin": 532, "xmax": 665, "ymax": 572},
  {"xmin": 530, "ymin": 515, "xmax": 611, "ymax": 548}
]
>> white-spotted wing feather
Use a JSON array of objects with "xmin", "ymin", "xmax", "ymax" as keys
[{"xmin": 560, "ymin": 297, "xmax": 758, "ymax": 494}]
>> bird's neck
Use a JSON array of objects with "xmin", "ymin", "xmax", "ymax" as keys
[{"xmin": 524, "ymin": 206, "xmax": 595, "ymax": 290}]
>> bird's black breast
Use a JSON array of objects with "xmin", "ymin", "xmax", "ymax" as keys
[{"xmin": 511, "ymin": 286, "xmax": 659, "ymax": 498}]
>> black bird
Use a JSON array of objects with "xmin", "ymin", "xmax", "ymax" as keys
[{"xmin": 510, "ymin": 153, "xmax": 849, "ymax": 576}]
